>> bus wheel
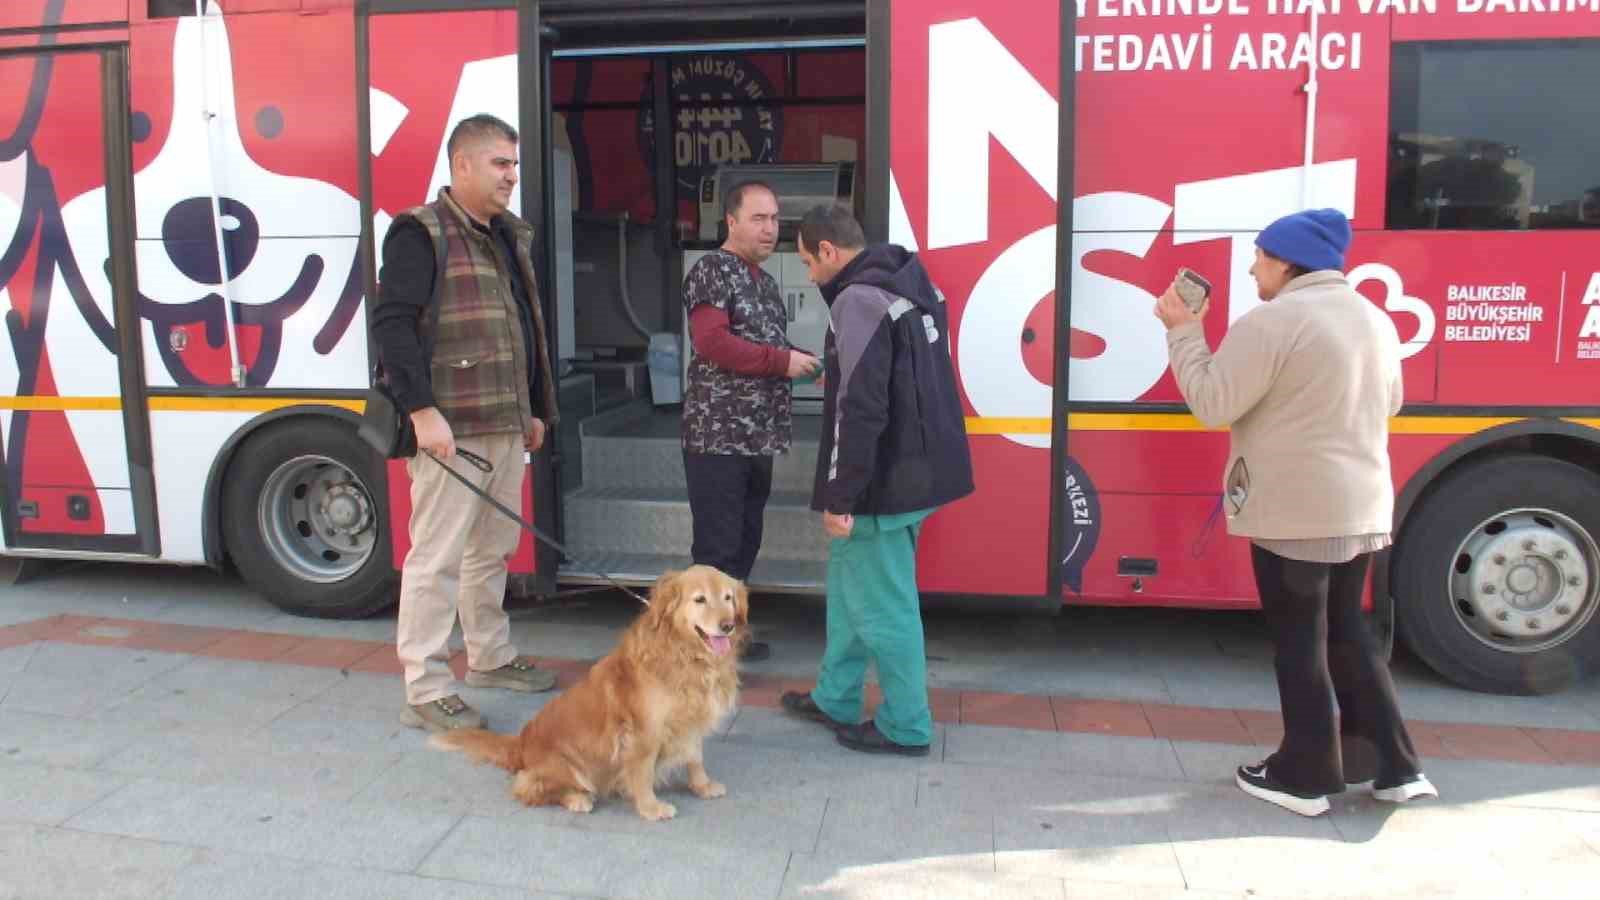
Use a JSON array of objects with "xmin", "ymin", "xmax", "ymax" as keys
[
  {"xmin": 1394, "ymin": 453, "xmax": 1600, "ymax": 695},
  {"xmin": 221, "ymin": 418, "xmax": 395, "ymax": 619}
]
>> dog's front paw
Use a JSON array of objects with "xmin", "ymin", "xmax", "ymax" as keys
[
  {"xmin": 561, "ymin": 792, "xmax": 594, "ymax": 813},
  {"xmin": 690, "ymin": 779, "xmax": 727, "ymax": 799},
  {"xmin": 637, "ymin": 799, "xmax": 677, "ymax": 821}
]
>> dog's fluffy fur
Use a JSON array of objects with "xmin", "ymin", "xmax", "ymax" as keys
[{"xmin": 428, "ymin": 565, "xmax": 749, "ymax": 821}]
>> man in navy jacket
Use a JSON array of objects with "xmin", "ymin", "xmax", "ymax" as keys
[{"xmin": 779, "ymin": 204, "xmax": 974, "ymax": 756}]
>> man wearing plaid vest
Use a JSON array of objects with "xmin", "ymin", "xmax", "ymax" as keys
[{"xmin": 372, "ymin": 114, "xmax": 561, "ymax": 732}]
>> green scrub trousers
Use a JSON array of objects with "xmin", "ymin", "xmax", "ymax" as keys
[{"xmin": 810, "ymin": 507, "xmax": 935, "ymax": 747}]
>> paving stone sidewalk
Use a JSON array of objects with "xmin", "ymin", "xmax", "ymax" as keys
[{"xmin": 0, "ymin": 562, "xmax": 1598, "ymax": 898}]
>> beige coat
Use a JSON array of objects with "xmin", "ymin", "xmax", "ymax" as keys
[{"xmin": 1165, "ymin": 271, "xmax": 1404, "ymax": 541}]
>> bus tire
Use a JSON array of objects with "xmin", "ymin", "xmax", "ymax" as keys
[
  {"xmin": 221, "ymin": 417, "xmax": 395, "ymax": 619},
  {"xmin": 1393, "ymin": 453, "xmax": 1600, "ymax": 695}
]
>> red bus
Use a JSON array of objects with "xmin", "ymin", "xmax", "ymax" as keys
[{"xmin": 2, "ymin": 0, "xmax": 1598, "ymax": 696}]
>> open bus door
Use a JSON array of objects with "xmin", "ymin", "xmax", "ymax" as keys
[{"xmin": 0, "ymin": 39, "xmax": 158, "ymax": 561}]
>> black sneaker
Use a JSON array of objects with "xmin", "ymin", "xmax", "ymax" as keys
[
  {"xmin": 1235, "ymin": 762, "xmax": 1331, "ymax": 817},
  {"xmin": 779, "ymin": 690, "xmax": 846, "ymax": 729},
  {"xmin": 1373, "ymin": 773, "xmax": 1438, "ymax": 804},
  {"xmin": 835, "ymin": 721, "xmax": 930, "ymax": 757}
]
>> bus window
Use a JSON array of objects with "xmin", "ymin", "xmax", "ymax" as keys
[{"xmin": 1386, "ymin": 39, "xmax": 1600, "ymax": 231}]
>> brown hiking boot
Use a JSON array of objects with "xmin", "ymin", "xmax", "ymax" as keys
[
  {"xmin": 464, "ymin": 655, "xmax": 558, "ymax": 693},
  {"xmin": 401, "ymin": 694, "xmax": 484, "ymax": 732}
]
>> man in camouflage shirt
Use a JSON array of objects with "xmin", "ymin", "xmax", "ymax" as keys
[{"xmin": 681, "ymin": 180, "xmax": 821, "ymax": 661}]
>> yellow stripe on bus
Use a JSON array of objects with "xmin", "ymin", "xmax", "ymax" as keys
[
  {"xmin": 0, "ymin": 395, "xmax": 364, "ymax": 414},
  {"xmin": 0, "ymin": 397, "xmax": 1595, "ymax": 439},
  {"xmin": 969, "ymin": 413, "xmax": 1600, "ymax": 436}
]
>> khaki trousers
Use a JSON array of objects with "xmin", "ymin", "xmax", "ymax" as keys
[{"xmin": 396, "ymin": 431, "xmax": 524, "ymax": 705}]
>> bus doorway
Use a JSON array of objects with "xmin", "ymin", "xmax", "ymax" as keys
[{"xmin": 538, "ymin": 2, "xmax": 878, "ymax": 593}]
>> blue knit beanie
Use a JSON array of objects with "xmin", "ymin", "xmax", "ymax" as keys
[{"xmin": 1254, "ymin": 208, "xmax": 1350, "ymax": 272}]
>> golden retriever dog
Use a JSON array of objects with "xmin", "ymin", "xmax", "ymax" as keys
[{"xmin": 429, "ymin": 565, "xmax": 748, "ymax": 821}]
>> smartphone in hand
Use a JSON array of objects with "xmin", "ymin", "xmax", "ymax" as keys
[{"xmin": 1175, "ymin": 268, "xmax": 1212, "ymax": 313}]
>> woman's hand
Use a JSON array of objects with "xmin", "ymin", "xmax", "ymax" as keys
[{"xmin": 1154, "ymin": 282, "xmax": 1209, "ymax": 331}]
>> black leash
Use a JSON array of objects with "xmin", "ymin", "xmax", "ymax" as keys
[{"xmin": 425, "ymin": 448, "xmax": 650, "ymax": 607}]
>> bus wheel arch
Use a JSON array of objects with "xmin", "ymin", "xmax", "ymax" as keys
[
  {"xmin": 209, "ymin": 407, "xmax": 397, "ymax": 619},
  {"xmin": 1390, "ymin": 421, "xmax": 1600, "ymax": 695}
]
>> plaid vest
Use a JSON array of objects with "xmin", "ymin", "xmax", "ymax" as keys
[{"xmin": 401, "ymin": 189, "xmax": 558, "ymax": 437}]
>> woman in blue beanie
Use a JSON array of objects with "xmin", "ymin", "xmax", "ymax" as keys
[{"xmin": 1154, "ymin": 208, "xmax": 1437, "ymax": 817}]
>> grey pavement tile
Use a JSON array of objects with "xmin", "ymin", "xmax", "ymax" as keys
[
  {"xmin": 699, "ymin": 740, "xmax": 922, "ymax": 810},
  {"xmin": 128, "ymin": 593, "xmax": 286, "ymax": 631},
  {"xmin": 0, "ymin": 643, "xmax": 38, "ymax": 676},
  {"xmin": 1572, "ymin": 809, "xmax": 1600, "ymax": 856},
  {"xmin": 162, "ymin": 850, "xmax": 565, "ymax": 900},
  {"xmin": 0, "ymin": 709, "xmax": 151, "ymax": 770},
  {"xmin": 1061, "ymin": 885, "xmax": 1247, "ymax": 900},
  {"xmin": 513, "ymin": 779, "xmax": 830, "ymax": 854},
  {"xmin": 248, "ymin": 613, "xmax": 399, "ymax": 642},
  {"xmin": 364, "ymin": 739, "xmax": 893, "ymax": 841},
  {"xmin": 781, "ymin": 853, "xmax": 1066, "ymax": 900},
  {"xmin": 21, "ymin": 642, "xmax": 193, "ymax": 684},
  {"xmin": 0, "ymin": 760, "xmax": 132, "ymax": 826},
  {"xmin": 0, "ymin": 821, "xmax": 197, "ymax": 899},
  {"xmin": 0, "ymin": 672, "xmax": 148, "ymax": 719},
  {"xmin": 349, "ymin": 747, "xmax": 532, "ymax": 819},
  {"xmin": 943, "ymin": 724, "xmax": 1064, "ymax": 771},
  {"xmin": 994, "ymin": 808, "xmax": 1186, "ymax": 889},
  {"xmin": 811, "ymin": 798, "xmax": 993, "ymax": 872},
  {"xmin": 1169, "ymin": 740, "xmax": 1257, "ymax": 788},
  {"xmin": 96, "ymin": 731, "xmax": 402, "ymax": 803},
  {"xmin": 1163, "ymin": 785, "xmax": 1360, "ymax": 896},
  {"xmin": 253, "ymin": 701, "xmax": 419, "ymax": 755},
  {"xmin": 1412, "ymin": 758, "xmax": 1600, "ymax": 813},
  {"xmin": 308, "ymin": 670, "xmax": 408, "ymax": 712},
  {"xmin": 1331, "ymin": 801, "xmax": 1599, "ymax": 886},
  {"xmin": 92, "ymin": 684, "xmax": 307, "ymax": 737},
  {"xmin": 918, "ymin": 762, "xmax": 1197, "ymax": 818},
  {"xmin": 417, "ymin": 813, "xmax": 791, "ymax": 900},
  {"xmin": 65, "ymin": 778, "xmax": 463, "ymax": 873},
  {"xmin": 943, "ymin": 726, "xmax": 1188, "ymax": 782},
  {"xmin": 1, "ymin": 581, "xmax": 174, "ymax": 621},
  {"xmin": 1160, "ymin": 672, "xmax": 1284, "ymax": 713},
  {"xmin": 1393, "ymin": 681, "xmax": 1600, "ymax": 731},
  {"xmin": 141, "ymin": 656, "xmax": 348, "ymax": 704},
  {"xmin": 1060, "ymin": 732, "xmax": 1188, "ymax": 781}
]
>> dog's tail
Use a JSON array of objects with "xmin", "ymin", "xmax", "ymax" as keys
[{"xmin": 428, "ymin": 728, "xmax": 523, "ymax": 771}]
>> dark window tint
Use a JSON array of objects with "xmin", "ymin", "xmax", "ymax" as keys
[{"xmin": 1387, "ymin": 39, "xmax": 1600, "ymax": 230}]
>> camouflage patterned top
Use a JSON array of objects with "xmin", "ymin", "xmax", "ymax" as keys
[{"xmin": 681, "ymin": 249, "xmax": 792, "ymax": 455}]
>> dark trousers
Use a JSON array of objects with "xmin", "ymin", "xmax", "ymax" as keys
[
  {"xmin": 682, "ymin": 451, "xmax": 774, "ymax": 582},
  {"xmin": 1251, "ymin": 544, "xmax": 1422, "ymax": 795}
]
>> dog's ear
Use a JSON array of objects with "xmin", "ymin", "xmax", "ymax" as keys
[
  {"xmin": 647, "ymin": 569, "xmax": 681, "ymax": 630},
  {"xmin": 734, "ymin": 578, "xmax": 750, "ymax": 627}
]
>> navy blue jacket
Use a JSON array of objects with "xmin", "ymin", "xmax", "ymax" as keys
[{"xmin": 811, "ymin": 244, "xmax": 975, "ymax": 516}]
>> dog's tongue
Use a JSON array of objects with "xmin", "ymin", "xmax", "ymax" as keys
[{"xmin": 707, "ymin": 634, "xmax": 732, "ymax": 656}]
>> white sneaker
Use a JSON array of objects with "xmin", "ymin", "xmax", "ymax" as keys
[
  {"xmin": 1373, "ymin": 774, "xmax": 1438, "ymax": 803},
  {"xmin": 1236, "ymin": 762, "xmax": 1331, "ymax": 817}
]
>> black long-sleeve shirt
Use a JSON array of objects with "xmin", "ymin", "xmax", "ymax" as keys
[{"xmin": 370, "ymin": 216, "xmax": 541, "ymax": 417}]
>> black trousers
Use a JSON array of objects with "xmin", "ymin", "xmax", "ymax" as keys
[
  {"xmin": 1251, "ymin": 544, "xmax": 1422, "ymax": 795},
  {"xmin": 682, "ymin": 451, "xmax": 774, "ymax": 582}
]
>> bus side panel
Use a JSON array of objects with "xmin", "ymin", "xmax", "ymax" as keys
[
  {"xmin": 125, "ymin": 11, "xmax": 366, "ymax": 393},
  {"xmin": 370, "ymin": 10, "xmax": 536, "ymax": 577},
  {"xmin": 886, "ymin": 0, "xmax": 1061, "ymax": 597},
  {"xmin": 0, "ymin": 0, "xmax": 125, "ymax": 30}
]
